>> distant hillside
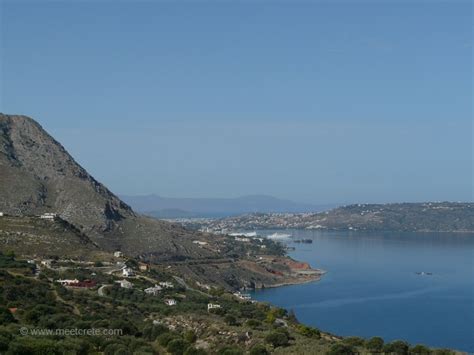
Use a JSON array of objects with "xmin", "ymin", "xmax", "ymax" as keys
[
  {"xmin": 181, "ymin": 202, "xmax": 474, "ymax": 233},
  {"xmin": 120, "ymin": 194, "xmax": 334, "ymax": 218}
]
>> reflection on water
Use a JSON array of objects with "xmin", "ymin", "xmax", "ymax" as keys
[{"xmin": 250, "ymin": 230, "xmax": 474, "ymax": 352}]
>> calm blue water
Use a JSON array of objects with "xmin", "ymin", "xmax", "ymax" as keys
[{"xmin": 250, "ymin": 230, "xmax": 474, "ymax": 352}]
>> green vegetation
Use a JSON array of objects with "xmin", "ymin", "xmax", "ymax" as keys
[{"xmin": 0, "ymin": 253, "xmax": 460, "ymax": 354}]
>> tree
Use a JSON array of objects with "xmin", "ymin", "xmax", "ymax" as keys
[
  {"xmin": 184, "ymin": 347, "xmax": 208, "ymax": 355},
  {"xmin": 327, "ymin": 343, "xmax": 354, "ymax": 355},
  {"xmin": 224, "ymin": 314, "xmax": 238, "ymax": 326},
  {"xmin": 366, "ymin": 336, "xmax": 384, "ymax": 352},
  {"xmin": 157, "ymin": 332, "xmax": 179, "ymax": 347},
  {"xmin": 167, "ymin": 339, "xmax": 190, "ymax": 355},
  {"xmin": 184, "ymin": 330, "xmax": 197, "ymax": 343},
  {"xmin": 296, "ymin": 324, "xmax": 320, "ymax": 338},
  {"xmin": 0, "ymin": 307, "xmax": 15, "ymax": 325},
  {"xmin": 265, "ymin": 331, "xmax": 289, "ymax": 347},
  {"xmin": 383, "ymin": 340, "xmax": 409, "ymax": 355},
  {"xmin": 410, "ymin": 344, "xmax": 431, "ymax": 354},
  {"xmin": 343, "ymin": 336, "xmax": 365, "ymax": 347},
  {"xmin": 217, "ymin": 346, "xmax": 243, "ymax": 355}
]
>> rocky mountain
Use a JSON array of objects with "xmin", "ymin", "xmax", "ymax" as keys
[
  {"xmin": 121, "ymin": 194, "xmax": 334, "ymax": 218},
  {"xmin": 0, "ymin": 114, "xmax": 215, "ymax": 259}
]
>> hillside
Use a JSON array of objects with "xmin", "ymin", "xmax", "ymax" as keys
[
  {"xmin": 0, "ymin": 253, "xmax": 459, "ymax": 355},
  {"xmin": 180, "ymin": 203, "xmax": 474, "ymax": 233},
  {"xmin": 0, "ymin": 114, "xmax": 321, "ymax": 291},
  {"xmin": 0, "ymin": 114, "xmax": 219, "ymax": 259}
]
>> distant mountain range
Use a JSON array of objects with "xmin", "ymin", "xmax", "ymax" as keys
[
  {"xmin": 182, "ymin": 202, "xmax": 474, "ymax": 233},
  {"xmin": 120, "ymin": 194, "xmax": 336, "ymax": 218}
]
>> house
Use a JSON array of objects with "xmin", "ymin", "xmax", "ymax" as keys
[
  {"xmin": 122, "ymin": 267, "xmax": 135, "ymax": 277},
  {"xmin": 139, "ymin": 263, "xmax": 150, "ymax": 271},
  {"xmin": 113, "ymin": 251, "xmax": 123, "ymax": 258},
  {"xmin": 56, "ymin": 279, "xmax": 80, "ymax": 286},
  {"xmin": 67, "ymin": 280, "xmax": 97, "ymax": 288},
  {"xmin": 233, "ymin": 291, "xmax": 251, "ymax": 300},
  {"xmin": 0, "ymin": 212, "xmax": 4, "ymax": 217},
  {"xmin": 116, "ymin": 279, "xmax": 133, "ymax": 289},
  {"xmin": 193, "ymin": 240, "xmax": 208, "ymax": 246},
  {"xmin": 144, "ymin": 284, "xmax": 162, "ymax": 296},
  {"xmin": 234, "ymin": 237, "xmax": 250, "ymax": 242},
  {"xmin": 207, "ymin": 303, "xmax": 221, "ymax": 311},
  {"xmin": 40, "ymin": 259, "xmax": 53, "ymax": 268},
  {"xmin": 158, "ymin": 281, "xmax": 174, "ymax": 289},
  {"xmin": 40, "ymin": 213, "xmax": 57, "ymax": 220},
  {"xmin": 164, "ymin": 299, "xmax": 177, "ymax": 306}
]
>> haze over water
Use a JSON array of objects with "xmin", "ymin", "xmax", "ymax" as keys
[{"xmin": 251, "ymin": 230, "xmax": 474, "ymax": 352}]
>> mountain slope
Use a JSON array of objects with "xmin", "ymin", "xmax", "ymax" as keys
[{"xmin": 0, "ymin": 114, "xmax": 213, "ymax": 259}]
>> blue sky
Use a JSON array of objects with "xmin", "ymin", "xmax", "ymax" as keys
[{"xmin": 1, "ymin": 1, "xmax": 472, "ymax": 203}]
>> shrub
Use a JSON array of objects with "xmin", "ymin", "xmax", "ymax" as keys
[
  {"xmin": 184, "ymin": 347, "xmax": 208, "ymax": 355},
  {"xmin": 184, "ymin": 330, "xmax": 197, "ymax": 343},
  {"xmin": 366, "ymin": 336, "xmax": 384, "ymax": 351},
  {"xmin": 217, "ymin": 346, "xmax": 243, "ymax": 355},
  {"xmin": 0, "ymin": 307, "xmax": 15, "ymax": 325},
  {"xmin": 245, "ymin": 319, "xmax": 262, "ymax": 329},
  {"xmin": 224, "ymin": 314, "xmax": 238, "ymax": 326},
  {"xmin": 265, "ymin": 331, "xmax": 289, "ymax": 347},
  {"xmin": 343, "ymin": 336, "xmax": 365, "ymax": 347},
  {"xmin": 383, "ymin": 340, "xmax": 409, "ymax": 355},
  {"xmin": 327, "ymin": 343, "xmax": 355, "ymax": 355},
  {"xmin": 296, "ymin": 324, "xmax": 320, "ymax": 338},
  {"xmin": 167, "ymin": 338, "xmax": 190, "ymax": 355},
  {"xmin": 410, "ymin": 344, "xmax": 432, "ymax": 354},
  {"xmin": 157, "ymin": 332, "xmax": 179, "ymax": 347},
  {"xmin": 249, "ymin": 344, "xmax": 269, "ymax": 355},
  {"xmin": 7, "ymin": 337, "xmax": 62, "ymax": 355}
]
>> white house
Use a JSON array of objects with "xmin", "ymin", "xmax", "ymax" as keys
[
  {"xmin": 158, "ymin": 281, "xmax": 174, "ymax": 289},
  {"xmin": 122, "ymin": 267, "xmax": 135, "ymax": 277},
  {"xmin": 207, "ymin": 303, "xmax": 221, "ymax": 311},
  {"xmin": 0, "ymin": 212, "xmax": 4, "ymax": 217},
  {"xmin": 233, "ymin": 291, "xmax": 251, "ymax": 300},
  {"xmin": 56, "ymin": 279, "xmax": 79, "ymax": 286},
  {"xmin": 193, "ymin": 240, "xmax": 208, "ymax": 246},
  {"xmin": 164, "ymin": 299, "xmax": 177, "ymax": 306},
  {"xmin": 116, "ymin": 279, "xmax": 133, "ymax": 289},
  {"xmin": 40, "ymin": 259, "xmax": 53, "ymax": 268},
  {"xmin": 144, "ymin": 284, "xmax": 162, "ymax": 296},
  {"xmin": 40, "ymin": 213, "xmax": 57, "ymax": 220},
  {"xmin": 113, "ymin": 251, "xmax": 123, "ymax": 258}
]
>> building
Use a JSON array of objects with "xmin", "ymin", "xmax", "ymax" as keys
[
  {"xmin": 144, "ymin": 284, "xmax": 162, "ymax": 296},
  {"xmin": 158, "ymin": 281, "xmax": 174, "ymax": 289},
  {"xmin": 0, "ymin": 212, "xmax": 4, "ymax": 217},
  {"xmin": 56, "ymin": 279, "xmax": 80, "ymax": 286},
  {"xmin": 122, "ymin": 267, "xmax": 135, "ymax": 277},
  {"xmin": 164, "ymin": 299, "xmax": 177, "ymax": 306},
  {"xmin": 139, "ymin": 263, "xmax": 150, "ymax": 271},
  {"xmin": 116, "ymin": 279, "xmax": 133, "ymax": 289},
  {"xmin": 40, "ymin": 213, "xmax": 57, "ymax": 220},
  {"xmin": 207, "ymin": 303, "xmax": 221, "ymax": 311},
  {"xmin": 65, "ymin": 279, "xmax": 97, "ymax": 288},
  {"xmin": 113, "ymin": 251, "xmax": 123, "ymax": 258},
  {"xmin": 193, "ymin": 240, "xmax": 208, "ymax": 246},
  {"xmin": 233, "ymin": 291, "xmax": 251, "ymax": 300},
  {"xmin": 40, "ymin": 259, "xmax": 53, "ymax": 268}
]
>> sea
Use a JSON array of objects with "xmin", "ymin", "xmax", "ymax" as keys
[{"xmin": 248, "ymin": 230, "xmax": 474, "ymax": 353}]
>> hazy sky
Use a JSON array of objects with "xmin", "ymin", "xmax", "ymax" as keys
[{"xmin": 1, "ymin": 1, "xmax": 472, "ymax": 204}]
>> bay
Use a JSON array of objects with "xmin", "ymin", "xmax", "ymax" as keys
[{"xmin": 250, "ymin": 230, "xmax": 474, "ymax": 352}]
